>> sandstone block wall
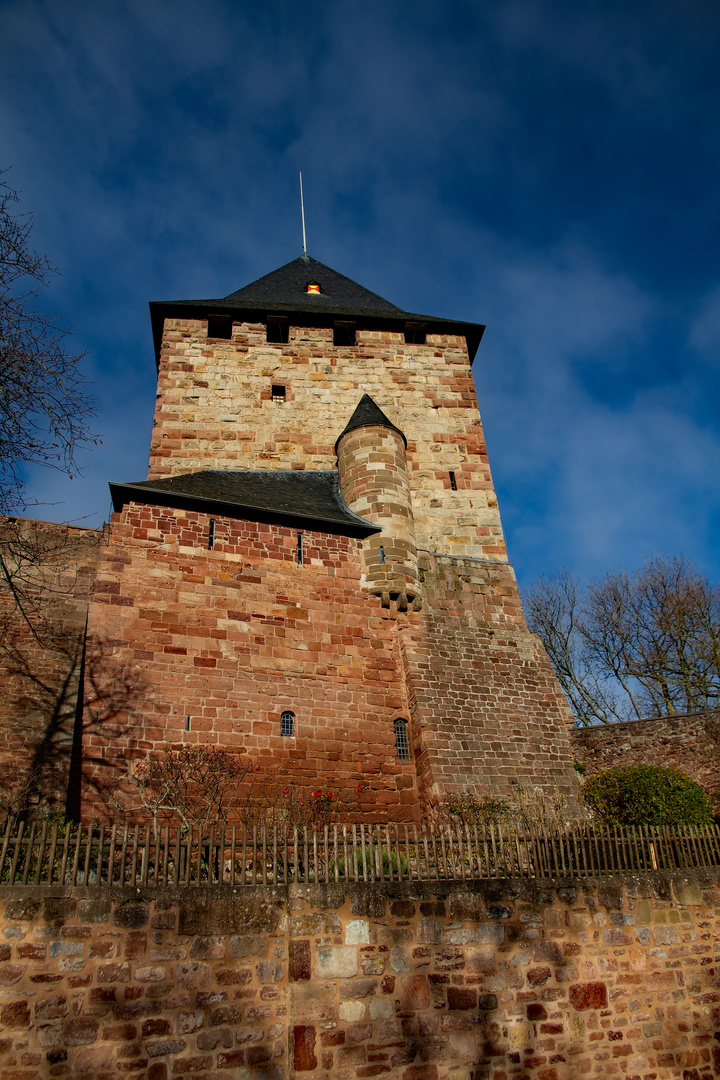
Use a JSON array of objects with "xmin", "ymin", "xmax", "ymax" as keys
[
  {"xmin": 83, "ymin": 502, "xmax": 417, "ymax": 820},
  {"xmin": 338, "ymin": 425, "xmax": 419, "ymax": 605},
  {"xmin": 82, "ymin": 501, "xmax": 580, "ymax": 818},
  {"xmin": 1, "ymin": 873, "xmax": 720, "ymax": 1079},
  {"xmin": 401, "ymin": 554, "xmax": 580, "ymax": 806},
  {"xmin": 572, "ymin": 710, "xmax": 720, "ymax": 809},
  {"xmin": 149, "ymin": 321, "xmax": 505, "ymax": 562}
]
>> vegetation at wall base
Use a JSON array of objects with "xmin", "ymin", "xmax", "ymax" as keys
[{"xmin": 581, "ymin": 764, "xmax": 715, "ymax": 826}]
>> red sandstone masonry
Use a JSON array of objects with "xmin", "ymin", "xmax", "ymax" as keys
[
  {"xmin": 1, "ymin": 873, "xmax": 720, "ymax": 1079},
  {"xmin": 82, "ymin": 504, "xmax": 418, "ymax": 820},
  {"xmin": 572, "ymin": 709, "xmax": 720, "ymax": 810},
  {"xmin": 402, "ymin": 554, "xmax": 580, "ymax": 807}
]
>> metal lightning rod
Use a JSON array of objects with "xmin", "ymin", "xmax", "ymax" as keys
[{"xmin": 299, "ymin": 172, "xmax": 308, "ymax": 261}]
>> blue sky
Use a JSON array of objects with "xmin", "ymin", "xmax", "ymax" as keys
[{"xmin": 1, "ymin": 0, "xmax": 719, "ymax": 589}]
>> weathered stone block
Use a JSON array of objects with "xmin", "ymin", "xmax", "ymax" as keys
[
  {"xmin": 229, "ymin": 934, "xmax": 269, "ymax": 959},
  {"xmin": 569, "ymin": 982, "xmax": 608, "ymax": 1010},
  {"xmin": 345, "ymin": 919, "xmax": 370, "ymax": 944},
  {"xmin": 315, "ymin": 946, "xmax": 357, "ymax": 979},
  {"xmin": 293, "ymin": 1024, "xmax": 317, "ymax": 1071},
  {"xmin": 114, "ymin": 902, "xmax": 149, "ymax": 928}
]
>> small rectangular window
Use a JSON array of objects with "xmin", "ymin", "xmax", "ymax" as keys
[
  {"xmin": 208, "ymin": 518, "xmax": 215, "ymax": 550},
  {"xmin": 334, "ymin": 321, "xmax": 356, "ymax": 346},
  {"xmin": 449, "ymin": 471, "xmax": 457, "ymax": 491},
  {"xmin": 404, "ymin": 322, "xmax": 427, "ymax": 345},
  {"xmin": 272, "ymin": 384, "xmax": 286, "ymax": 402},
  {"xmin": 297, "ymin": 532, "xmax": 303, "ymax": 564},
  {"xmin": 207, "ymin": 316, "xmax": 233, "ymax": 339},
  {"xmin": 267, "ymin": 317, "xmax": 289, "ymax": 344}
]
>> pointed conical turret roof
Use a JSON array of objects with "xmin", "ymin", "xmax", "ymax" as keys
[
  {"xmin": 335, "ymin": 394, "xmax": 407, "ymax": 452},
  {"xmin": 150, "ymin": 255, "xmax": 484, "ymax": 363}
]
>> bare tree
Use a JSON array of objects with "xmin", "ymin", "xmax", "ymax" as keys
[
  {"xmin": 0, "ymin": 172, "xmax": 96, "ymax": 513},
  {"xmin": 524, "ymin": 555, "xmax": 720, "ymax": 725},
  {"xmin": 110, "ymin": 745, "xmax": 258, "ymax": 838}
]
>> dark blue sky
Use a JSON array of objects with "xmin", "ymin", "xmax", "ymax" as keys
[{"xmin": 2, "ymin": 0, "xmax": 719, "ymax": 588}]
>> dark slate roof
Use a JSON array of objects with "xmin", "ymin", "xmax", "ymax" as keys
[
  {"xmin": 109, "ymin": 469, "xmax": 380, "ymax": 538},
  {"xmin": 149, "ymin": 256, "xmax": 485, "ymax": 363},
  {"xmin": 224, "ymin": 257, "xmax": 402, "ymax": 314},
  {"xmin": 335, "ymin": 394, "xmax": 407, "ymax": 452}
]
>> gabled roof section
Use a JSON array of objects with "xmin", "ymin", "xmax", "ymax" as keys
[
  {"xmin": 109, "ymin": 469, "xmax": 380, "ymax": 539},
  {"xmin": 149, "ymin": 256, "xmax": 485, "ymax": 365},
  {"xmin": 224, "ymin": 257, "xmax": 402, "ymax": 314},
  {"xmin": 335, "ymin": 395, "xmax": 407, "ymax": 453}
]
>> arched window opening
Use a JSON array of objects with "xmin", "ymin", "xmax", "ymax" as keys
[
  {"xmin": 394, "ymin": 718, "xmax": 410, "ymax": 761},
  {"xmin": 281, "ymin": 711, "xmax": 295, "ymax": 737}
]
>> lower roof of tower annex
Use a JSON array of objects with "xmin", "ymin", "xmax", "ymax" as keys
[{"xmin": 149, "ymin": 255, "xmax": 485, "ymax": 364}]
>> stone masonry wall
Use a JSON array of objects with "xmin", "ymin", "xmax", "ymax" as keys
[
  {"xmin": 572, "ymin": 710, "xmax": 720, "ymax": 810},
  {"xmin": 149, "ymin": 321, "xmax": 505, "ymax": 562},
  {"xmin": 82, "ymin": 501, "xmax": 417, "ymax": 821},
  {"xmin": 2, "ymin": 873, "xmax": 720, "ymax": 1079},
  {"xmin": 401, "ymin": 554, "xmax": 580, "ymax": 808}
]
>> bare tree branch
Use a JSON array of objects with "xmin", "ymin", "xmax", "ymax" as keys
[
  {"xmin": 524, "ymin": 555, "xmax": 720, "ymax": 725},
  {"xmin": 0, "ymin": 171, "xmax": 96, "ymax": 513}
]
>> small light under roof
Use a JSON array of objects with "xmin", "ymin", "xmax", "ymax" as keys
[{"xmin": 306, "ymin": 282, "xmax": 321, "ymax": 293}]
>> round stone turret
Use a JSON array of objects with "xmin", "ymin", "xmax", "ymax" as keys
[{"xmin": 336, "ymin": 395, "xmax": 420, "ymax": 610}]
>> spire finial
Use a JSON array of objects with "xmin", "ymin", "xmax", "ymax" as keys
[{"xmin": 299, "ymin": 172, "xmax": 309, "ymax": 263}]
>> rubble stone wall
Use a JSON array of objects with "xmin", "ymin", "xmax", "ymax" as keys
[
  {"xmin": 571, "ymin": 710, "xmax": 720, "ymax": 809},
  {"xmin": 1, "ymin": 873, "xmax": 719, "ymax": 1079}
]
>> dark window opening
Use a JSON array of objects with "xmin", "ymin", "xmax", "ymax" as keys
[
  {"xmin": 394, "ymin": 718, "xmax": 410, "ymax": 761},
  {"xmin": 186, "ymin": 715, "xmax": 191, "ymax": 732},
  {"xmin": 380, "ymin": 545, "xmax": 385, "ymax": 565},
  {"xmin": 281, "ymin": 710, "xmax": 295, "ymax": 736},
  {"xmin": 272, "ymin": 384, "xmax": 286, "ymax": 402},
  {"xmin": 334, "ymin": 321, "xmax": 356, "ymax": 346},
  {"xmin": 404, "ymin": 322, "xmax": 427, "ymax": 345},
  {"xmin": 267, "ymin": 318, "xmax": 289, "ymax": 344},
  {"xmin": 449, "ymin": 471, "xmax": 457, "ymax": 490},
  {"xmin": 208, "ymin": 518, "xmax": 215, "ymax": 550},
  {"xmin": 207, "ymin": 316, "xmax": 233, "ymax": 339},
  {"xmin": 297, "ymin": 532, "xmax": 303, "ymax": 564}
]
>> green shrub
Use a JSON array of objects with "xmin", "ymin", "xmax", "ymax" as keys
[{"xmin": 581, "ymin": 765, "xmax": 714, "ymax": 826}]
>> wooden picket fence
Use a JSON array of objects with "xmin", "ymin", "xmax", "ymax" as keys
[{"xmin": 1, "ymin": 819, "xmax": 719, "ymax": 888}]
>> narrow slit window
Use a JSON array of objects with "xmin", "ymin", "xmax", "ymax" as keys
[
  {"xmin": 185, "ymin": 715, "xmax": 191, "ymax": 732},
  {"xmin": 271, "ymin": 384, "xmax": 286, "ymax": 402},
  {"xmin": 297, "ymin": 533, "xmax": 303, "ymax": 564},
  {"xmin": 208, "ymin": 518, "xmax": 215, "ymax": 550},
  {"xmin": 394, "ymin": 718, "xmax": 410, "ymax": 761},
  {"xmin": 449, "ymin": 471, "xmax": 457, "ymax": 490},
  {"xmin": 333, "ymin": 321, "xmax": 356, "ymax": 346},
  {"xmin": 281, "ymin": 710, "xmax": 295, "ymax": 737},
  {"xmin": 207, "ymin": 316, "xmax": 232, "ymax": 339},
  {"xmin": 267, "ymin": 318, "xmax": 289, "ymax": 344},
  {"xmin": 380, "ymin": 545, "xmax": 385, "ymax": 565}
]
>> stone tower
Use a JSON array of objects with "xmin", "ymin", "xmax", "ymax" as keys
[{"xmin": 82, "ymin": 256, "xmax": 580, "ymax": 820}]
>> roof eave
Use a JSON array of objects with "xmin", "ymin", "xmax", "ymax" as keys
[{"xmin": 109, "ymin": 482, "xmax": 382, "ymax": 540}]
